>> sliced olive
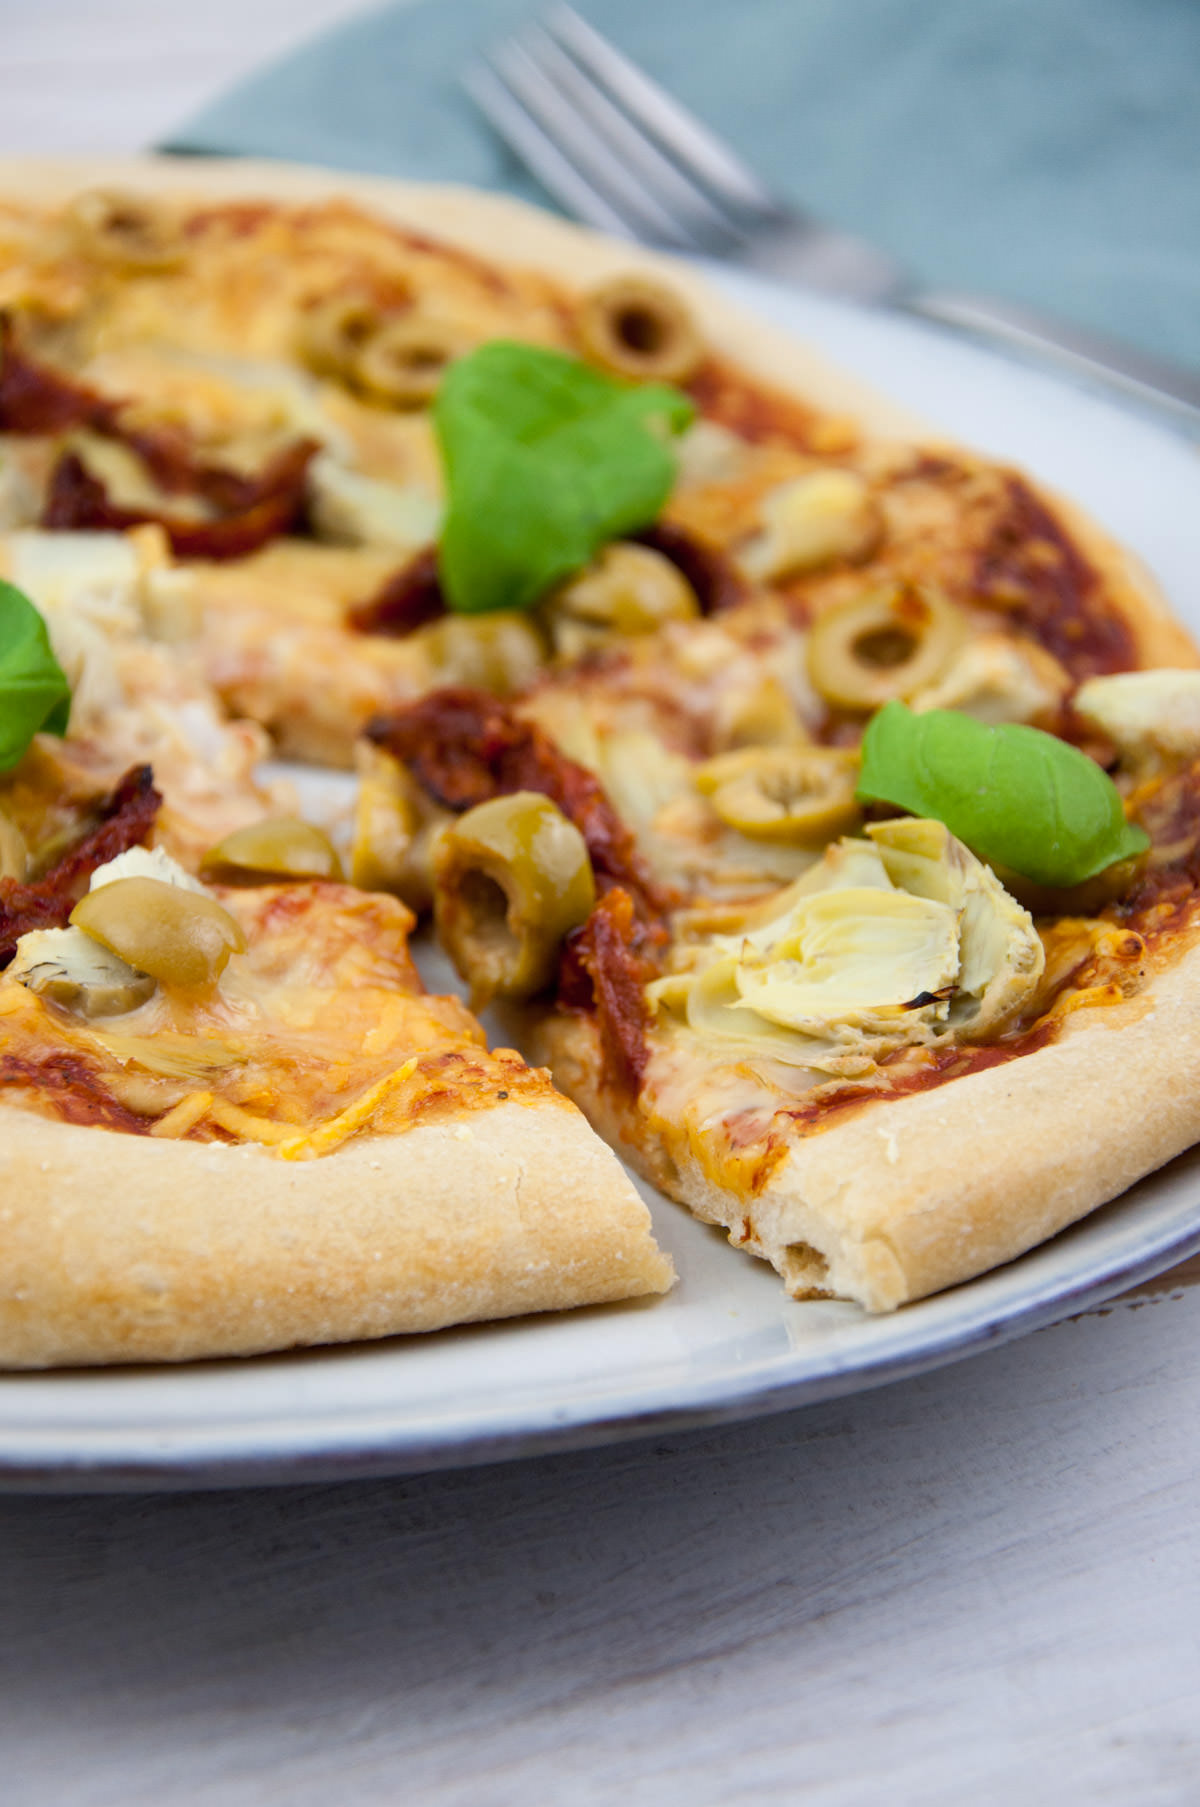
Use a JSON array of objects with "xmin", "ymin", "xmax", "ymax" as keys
[
  {"xmin": 71, "ymin": 878, "xmax": 246, "ymax": 991},
  {"xmin": 695, "ymin": 746, "xmax": 861, "ymax": 843},
  {"xmin": 201, "ymin": 818, "xmax": 343, "ymax": 881},
  {"xmin": 354, "ymin": 316, "xmax": 471, "ymax": 406},
  {"xmin": 433, "ymin": 791, "xmax": 596, "ymax": 1005},
  {"xmin": 414, "ymin": 612, "xmax": 546, "ymax": 695},
  {"xmin": 66, "ymin": 189, "xmax": 183, "ymax": 272},
  {"xmin": 299, "ymin": 294, "xmax": 384, "ymax": 378},
  {"xmin": 545, "ymin": 542, "xmax": 699, "ymax": 659},
  {"xmin": 807, "ymin": 583, "xmax": 967, "ymax": 712},
  {"xmin": 0, "ymin": 807, "xmax": 28, "ymax": 881},
  {"xmin": 577, "ymin": 275, "xmax": 703, "ymax": 383}
]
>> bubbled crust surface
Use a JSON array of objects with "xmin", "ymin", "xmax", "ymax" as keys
[{"xmin": 0, "ymin": 1096, "xmax": 673, "ymax": 1367}]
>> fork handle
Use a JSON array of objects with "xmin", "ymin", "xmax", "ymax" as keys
[{"xmin": 900, "ymin": 289, "xmax": 1200, "ymax": 428}]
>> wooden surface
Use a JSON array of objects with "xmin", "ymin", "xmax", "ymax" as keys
[{"xmin": 2, "ymin": 6, "xmax": 1200, "ymax": 1802}]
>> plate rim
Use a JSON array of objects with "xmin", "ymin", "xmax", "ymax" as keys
[{"xmin": 2, "ymin": 153, "xmax": 1199, "ymax": 1490}]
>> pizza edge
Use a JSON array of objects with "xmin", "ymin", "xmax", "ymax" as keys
[
  {"xmin": 0, "ymin": 1094, "xmax": 673, "ymax": 1367},
  {"xmin": 523, "ymin": 929, "xmax": 1200, "ymax": 1313}
]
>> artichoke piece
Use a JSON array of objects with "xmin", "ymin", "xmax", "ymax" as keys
[
  {"xmin": 577, "ymin": 275, "xmax": 703, "ymax": 383},
  {"xmin": 66, "ymin": 189, "xmax": 183, "ymax": 271},
  {"xmin": 909, "ymin": 633, "xmax": 1069, "ymax": 727},
  {"xmin": 0, "ymin": 807, "xmax": 28, "ymax": 881},
  {"xmin": 9, "ymin": 927, "xmax": 156, "ymax": 1018},
  {"xmin": 72, "ymin": 878, "xmax": 246, "ymax": 991},
  {"xmin": 733, "ymin": 885, "xmax": 961, "ymax": 1038},
  {"xmin": 657, "ymin": 818, "xmax": 1043, "ymax": 1065},
  {"xmin": 350, "ymin": 742, "xmax": 450, "ymax": 911},
  {"xmin": 433, "ymin": 791, "xmax": 596, "ymax": 1005},
  {"xmin": 740, "ymin": 470, "xmax": 883, "ymax": 582},
  {"xmin": 1074, "ymin": 669, "xmax": 1200, "ymax": 767},
  {"xmin": 807, "ymin": 583, "xmax": 966, "ymax": 712},
  {"xmin": 866, "ymin": 818, "xmax": 1044, "ymax": 1039},
  {"xmin": 355, "ymin": 316, "xmax": 472, "ymax": 407},
  {"xmin": 695, "ymin": 746, "xmax": 861, "ymax": 844},
  {"xmin": 544, "ymin": 542, "xmax": 699, "ymax": 660},
  {"xmin": 90, "ymin": 844, "xmax": 211, "ymax": 897},
  {"xmin": 201, "ymin": 818, "xmax": 344, "ymax": 882},
  {"xmin": 307, "ymin": 453, "xmax": 443, "ymax": 552},
  {"xmin": 414, "ymin": 611, "xmax": 546, "ymax": 695}
]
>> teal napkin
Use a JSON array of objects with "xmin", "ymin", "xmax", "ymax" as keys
[{"xmin": 169, "ymin": 0, "xmax": 1200, "ymax": 371}]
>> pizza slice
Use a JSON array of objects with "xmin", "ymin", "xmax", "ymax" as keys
[
  {"xmin": 0, "ymin": 554, "xmax": 671, "ymax": 1367},
  {"xmin": 369, "ymin": 649, "xmax": 1200, "ymax": 1313}
]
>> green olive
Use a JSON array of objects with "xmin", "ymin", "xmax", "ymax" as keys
[
  {"xmin": 433, "ymin": 791, "xmax": 596, "ymax": 1005},
  {"xmin": 414, "ymin": 611, "xmax": 546, "ymax": 695},
  {"xmin": 0, "ymin": 807, "xmax": 28, "ymax": 881},
  {"xmin": 200, "ymin": 817, "xmax": 344, "ymax": 881},
  {"xmin": 545, "ymin": 542, "xmax": 699, "ymax": 660},
  {"xmin": 71, "ymin": 878, "xmax": 246, "ymax": 991},
  {"xmin": 354, "ymin": 316, "xmax": 471, "ymax": 406},
  {"xmin": 577, "ymin": 275, "xmax": 703, "ymax": 383},
  {"xmin": 695, "ymin": 746, "xmax": 861, "ymax": 842},
  {"xmin": 300, "ymin": 294, "xmax": 383, "ymax": 379},
  {"xmin": 806, "ymin": 583, "xmax": 967, "ymax": 712}
]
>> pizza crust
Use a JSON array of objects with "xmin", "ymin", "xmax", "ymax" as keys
[
  {"xmin": 529, "ymin": 937, "xmax": 1200, "ymax": 1313},
  {"xmin": 0, "ymin": 1096, "xmax": 673, "ymax": 1367}
]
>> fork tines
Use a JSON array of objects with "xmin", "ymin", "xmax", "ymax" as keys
[{"xmin": 465, "ymin": 4, "xmax": 792, "ymax": 255}]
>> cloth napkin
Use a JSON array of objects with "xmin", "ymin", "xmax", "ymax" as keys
[{"xmin": 168, "ymin": 0, "xmax": 1200, "ymax": 372}]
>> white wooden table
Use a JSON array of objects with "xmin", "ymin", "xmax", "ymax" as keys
[{"xmin": 2, "ymin": 8, "xmax": 1200, "ymax": 1802}]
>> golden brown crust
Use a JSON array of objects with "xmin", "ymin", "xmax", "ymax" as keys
[{"xmin": 0, "ymin": 1094, "xmax": 673, "ymax": 1367}]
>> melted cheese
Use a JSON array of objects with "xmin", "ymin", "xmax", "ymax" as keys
[{"xmin": 0, "ymin": 883, "xmax": 551, "ymax": 1153}]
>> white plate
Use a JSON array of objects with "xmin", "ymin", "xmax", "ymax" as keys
[{"xmin": 4, "ymin": 269, "xmax": 1200, "ymax": 1493}]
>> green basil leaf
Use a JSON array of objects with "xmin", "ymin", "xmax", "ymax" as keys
[
  {"xmin": 856, "ymin": 701, "xmax": 1150, "ymax": 887},
  {"xmin": 434, "ymin": 341, "xmax": 694, "ymax": 614},
  {"xmin": 0, "ymin": 579, "xmax": 71, "ymax": 770}
]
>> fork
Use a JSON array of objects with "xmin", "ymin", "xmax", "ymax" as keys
[{"xmin": 465, "ymin": 5, "xmax": 1200, "ymax": 426}]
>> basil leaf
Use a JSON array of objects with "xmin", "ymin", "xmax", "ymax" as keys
[
  {"xmin": 0, "ymin": 580, "xmax": 71, "ymax": 770},
  {"xmin": 856, "ymin": 701, "xmax": 1149, "ymax": 887},
  {"xmin": 434, "ymin": 341, "xmax": 693, "ymax": 615}
]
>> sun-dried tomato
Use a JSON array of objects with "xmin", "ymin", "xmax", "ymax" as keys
[{"xmin": 0, "ymin": 765, "xmax": 162, "ymax": 966}]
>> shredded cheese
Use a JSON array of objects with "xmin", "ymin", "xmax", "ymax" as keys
[{"xmin": 277, "ymin": 1058, "xmax": 419, "ymax": 1162}]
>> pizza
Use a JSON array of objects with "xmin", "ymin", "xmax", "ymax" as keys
[{"xmin": 1, "ymin": 156, "xmax": 1199, "ymax": 1362}]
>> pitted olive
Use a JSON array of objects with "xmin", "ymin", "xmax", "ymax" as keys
[
  {"xmin": 300, "ymin": 294, "xmax": 384, "ymax": 379},
  {"xmin": 806, "ymin": 583, "xmax": 967, "ymax": 712},
  {"xmin": 354, "ymin": 316, "xmax": 471, "ymax": 406},
  {"xmin": 71, "ymin": 877, "xmax": 246, "ymax": 991},
  {"xmin": 695, "ymin": 746, "xmax": 861, "ymax": 843},
  {"xmin": 577, "ymin": 275, "xmax": 703, "ymax": 383},
  {"xmin": 201, "ymin": 818, "xmax": 343, "ymax": 881},
  {"xmin": 433, "ymin": 791, "xmax": 596, "ymax": 1005}
]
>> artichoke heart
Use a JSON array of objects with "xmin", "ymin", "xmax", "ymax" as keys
[
  {"xmin": 653, "ymin": 818, "xmax": 1043, "ymax": 1069},
  {"xmin": 734, "ymin": 887, "xmax": 960, "ymax": 1039},
  {"xmin": 1075, "ymin": 669, "xmax": 1200, "ymax": 767},
  {"xmin": 8, "ymin": 927, "xmax": 156, "ymax": 1018}
]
